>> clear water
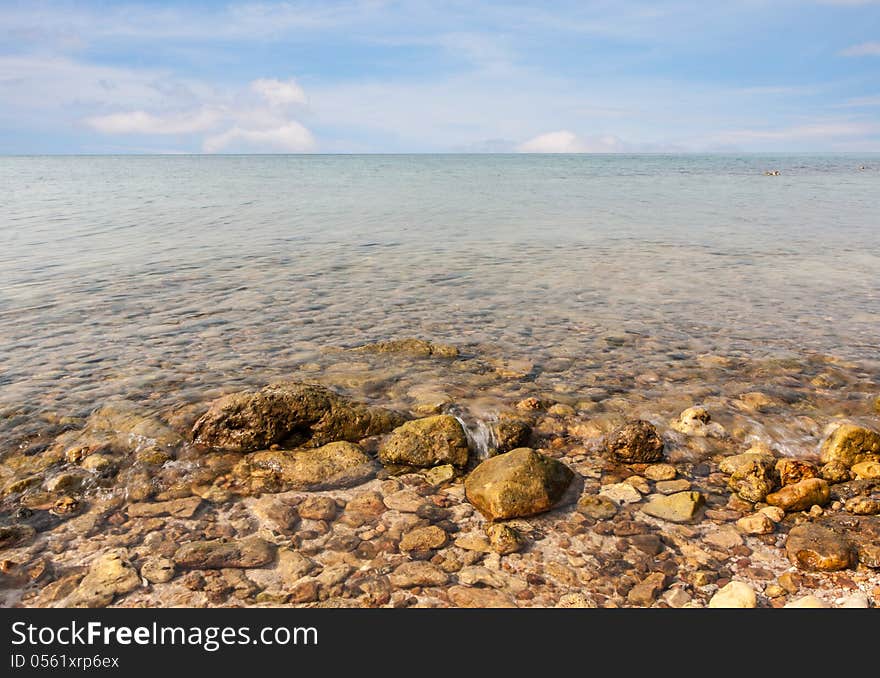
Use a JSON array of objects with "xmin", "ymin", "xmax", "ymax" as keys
[{"xmin": 1, "ymin": 154, "xmax": 878, "ymax": 451}]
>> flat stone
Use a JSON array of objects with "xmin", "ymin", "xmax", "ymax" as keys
[
  {"xmin": 383, "ymin": 489, "xmax": 427, "ymax": 513},
  {"xmin": 174, "ymin": 537, "xmax": 277, "ymax": 569},
  {"xmin": 600, "ymin": 482, "xmax": 643, "ymax": 505},
  {"xmin": 454, "ymin": 533, "xmax": 493, "ymax": 552},
  {"xmin": 627, "ymin": 572, "xmax": 667, "ymax": 607},
  {"xmin": 457, "ymin": 566, "xmax": 506, "ymax": 588},
  {"xmin": 703, "ymin": 526, "xmax": 744, "ymax": 549},
  {"xmin": 655, "ymin": 479, "xmax": 691, "ymax": 495},
  {"xmin": 389, "ymin": 561, "xmax": 449, "ymax": 588},
  {"xmin": 127, "ymin": 496, "xmax": 202, "ymax": 519},
  {"xmin": 641, "ymin": 491, "xmax": 705, "ymax": 523},
  {"xmin": 141, "ymin": 557, "xmax": 175, "ymax": 584},
  {"xmin": 644, "ymin": 464, "xmax": 677, "ymax": 481},
  {"xmin": 67, "ymin": 550, "xmax": 140, "ymax": 608},
  {"xmin": 448, "ymin": 585, "xmax": 517, "ymax": 608},
  {"xmin": 297, "ymin": 496, "xmax": 338, "ymax": 521},
  {"xmin": 399, "ymin": 525, "xmax": 448, "ymax": 552},
  {"xmin": 577, "ymin": 494, "xmax": 618, "ymax": 519}
]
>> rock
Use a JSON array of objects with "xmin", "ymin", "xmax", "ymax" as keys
[
  {"xmin": 627, "ymin": 572, "xmax": 667, "ymax": 607},
  {"xmin": 859, "ymin": 542, "xmax": 880, "ymax": 568},
  {"xmin": 251, "ymin": 498, "xmax": 299, "ymax": 532},
  {"xmin": 727, "ymin": 455, "xmax": 778, "ymax": 503},
  {"xmin": 67, "ymin": 550, "xmax": 140, "ymax": 608},
  {"xmin": 557, "ymin": 593, "xmax": 597, "ymax": 608},
  {"xmin": 515, "ymin": 397, "xmax": 542, "ymax": 412},
  {"xmin": 485, "ymin": 523, "xmax": 524, "ymax": 554},
  {"xmin": 655, "ymin": 479, "xmax": 691, "ymax": 494},
  {"xmin": 599, "ymin": 483, "xmax": 643, "ymax": 505},
  {"xmin": 844, "ymin": 497, "xmax": 880, "ymax": 515},
  {"xmin": 839, "ymin": 592, "xmax": 870, "ymax": 608},
  {"xmin": 378, "ymin": 415, "xmax": 469, "ymax": 468},
  {"xmin": 760, "ymin": 506, "xmax": 785, "ymax": 523},
  {"xmin": 389, "ymin": 561, "xmax": 449, "ymax": 588},
  {"xmin": 421, "ymin": 464, "xmax": 456, "ymax": 487},
  {"xmin": 492, "ymin": 418, "xmax": 532, "ymax": 454},
  {"xmin": 340, "ymin": 491, "xmax": 386, "ymax": 527},
  {"xmin": 604, "ymin": 420, "xmax": 664, "ymax": 463},
  {"xmin": 820, "ymin": 461, "xmax": 852, "ymax": 483},
  {"xmin": 192, "ymin": 382, "xmax": 404, "ymax": 452},
  {"xmin": 577, "ymin": 494, "xmax": 618, "ymax": 519},
  {"xmin": 458, "ymin": 566, "xmax": 506, "ymax": 588},
  {"xmin": 703, "ymin": 526, "xmax": 744, "ymax": 549},
  {"xmin": 739, "ymin": 392, "xmax": 775, "ymax": 412},
  {"xmin": 491, "ymin": 358, "xmax": 534, "ymax": 379},
  {"xmin": 454, "ymin": 533, "xmax": 493, "ymax": 552},
  {"xmin": 448, "ymin": 585, "xmax": 517, "ymax": 608},
  {"xmin": 127, "ymin": 496, "xmax": 202, "ymax": 519},
  {"xmin": 383, "ymin": 489, "xmax": 427, "ymax": 513},
  {"xmin": 0, "ymin": 524, "xmax": 36, "ymax": 549},
  {"xmin": 671, "ymin": 406, "xmax": 725, "ymax": 438},
  {"xmin": 288, "ymin": 579, "xmax": 319, "ymax": 603},
  {"xmin": 624, "ymin": 475, "xmax": 651, "ymax": 494},
  {"xmin": 662, "ymin": 588, "xmax": 692, "ymax": 608},
  {"xmin": 141, "ymin": 557, "xmax": 175, "ymax": 584},
  {"xmin": 851, "ymin": 461, "xmax": 880, "ymax": 480},
  {"xmin": 641, "ymin": 491, "xmax": 705, "ymax": 523},
  {"xmin": 766, "ymin": 478, "xmax": 830, "ymax": 512},
  {"xmin": 719, "ymin": 450, "xmax": 776, "ymax": 475},
  {"xmin": 708, "ymin": 581, "xmax": 757, "ymax": 608},
  {"xmin": 351, "ymin": 338, "xmax": 458, "ymax": 358},
  {"xmin": 736, "ymin": 513, "xmax": 776, "ymax": 535},
  {"xmin": 785, "ymin": 524, "xmax": 855, "ymax": 571},
  {"xmin": 297, "ymin": 496, "xmax": 338, "ymax": 521},
  {"xmin": 775, "ymin": 459, "xmax": 819, "ymax": 486},
  {"xmin": 399, "ymin": 526, "xmax": 448, "ymax": 551},
  {"xmin": 174, "ymin": 537, "xmax": 276, "ymax": 569},
  {"xmin": 273, "ymin": 549, "xmax": 315, "ymax": 582},
  {"xmin": 464, "ymin": 448, "xmax": 574, "ymax": 520},
  {"xmin": 819, "ymin": 424, "xmax": 880, "ymax": 469},
  {"xmin": 784, "ymin": 595, "xmax": 828, "ymax": 609},
  {"xmin": 644, "ymin": 464, "xmax": 677, "ymax": 481},
  {"xmin": 240, "ymin": 442, "xmax": 376, "ymax": 491}
]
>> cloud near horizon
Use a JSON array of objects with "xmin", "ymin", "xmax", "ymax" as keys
[{"xmin": 518, "ymin": 130, "xmax": 627, "ymax": 153}]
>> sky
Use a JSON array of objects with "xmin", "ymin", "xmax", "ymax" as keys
[{"xmin": 1, "ymin": 0, "xmax": 879, "ymax": 153}]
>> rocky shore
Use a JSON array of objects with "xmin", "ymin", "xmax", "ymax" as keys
[{"xmin": 2, "ymin": 339, "xmax": 880, "ymax": 609}]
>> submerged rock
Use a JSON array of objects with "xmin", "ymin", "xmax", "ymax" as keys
[
  {"xmin": 67, "ymin": 550, "xmax": 140, "ymax": 608},
  {"xmin": 492, "ymin": 417, "xmax": 532, "ymax": 454},
  {"xmin": 671, "ymin": 406, "xmax": 725, "ymax": 438},
  {"xmin": 485, "ymin": 523, "xmax": 524, "ymax": 554},
  {"xmin": 236, "ymin": 441, "xmax": 376, "ymax": 492},
  {"xmin": 819, "ymin": 424, "xmax": 880, "ymax": 469},
  {"xmin": 765, "ymin": 478, "xmax": 830, "ymax": 512},
  {"xmin": 708, "ymin": 581, "xmax": 757, "ymax": 609},
  {"xmin": 192, "ymin": 382, "xmax": 404, "ymax": 452},
  {"xmin": 464, "ymin": 448, "xmax": 574, "ymax": 520},
  {"xmin": 378, "ymin": 415, "xmax": 469, "ymax": 468},
  {"xmin": 350, "ymin": 338, "xmax": 459, "ymax": 358},
  {"xmin": 785, "ymin": 524, "xmax": 855, "ymax": 572},
  {"xmin": 641, "ymin": 491, "xmax": 705, "ymax": 523},
  {"xmin": 173, "ymin": 536, "xmax": 276, "ymax": 569},
  {"xmin": 141, "ymin": 557, "xmax": 176, "ymax": 584},
  {"xmin": 727, "ymin": 455, "xmax": 778, "ymax": 503},
  {"xmin": 604, "ymin": 420, "xmax": 664, "ymax": 463}
]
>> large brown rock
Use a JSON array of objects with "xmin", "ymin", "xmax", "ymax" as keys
[
  {"xmin": 173, "ymin": 537, "xmax": 276, "ymax": 569},
  {"xmin": 765, "ymin": 478, "xmax": 829, "ymax": 512},
  {"xmin": 605, "ymin": 420, "xmax": 664, "ymax": 463},
  {"xmin": 378, "ymin": 415, "xmax": 469, "ymax": 468},
  {"xmin": 235, "ymin": 441, "xmax": 376, "ymax": 492},
  {"xmin": 464, "ymin": 448, "xmax": 574, "ymax": 520},
  {"xmin": 819, "ymin": 424, "xmax": 880, "ymax": 468},
  {"xmin": 785, "ymin": 524, "xmax": 855, "ymax": 571},
  {"xmin": 192, "ymin": 382, "xmax": 404, "ymax": 452}
]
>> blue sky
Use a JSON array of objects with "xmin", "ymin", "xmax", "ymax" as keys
[{"xmin": 1, "ymin": 0, "xmax": 879, "ymax": 153}]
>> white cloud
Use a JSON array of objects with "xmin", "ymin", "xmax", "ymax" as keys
[
  {"xmin": 840, "ymin": 42, "xmax": 880, "ymax": 56},
  {"xmin": 251, "ymin": 78, "xmax": 307, "ymax": 107},
  {"xmin": 203, "ymin": 121, "xmax": 316, "ymax": 153},
  {"xmin": 86, "ymin": 109, "xmax": 219, "ymax": 134},
  {"xmin": 517, "ymin": 130, "xmax": 626, "ymax": 153}
]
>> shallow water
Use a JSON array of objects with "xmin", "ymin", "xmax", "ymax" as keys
[{"xmin": 1, "ymin": 154, "xmax": 878, "ymax": 453}]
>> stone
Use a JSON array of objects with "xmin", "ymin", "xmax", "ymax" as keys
[
  {"xmin": 458, "ymin": 566, "xmax": 506, "ymax": 588},
  {"xmin": 383, "ymin": 489, "xmax": 427, "ymax": 513},
  {"xmin": 760, "ymin": 506, "xmax": 785, "ymax": 523},
  {"xmin": 604, "ymin": 420, "xmax": 664, "ymax": 463},
  {"xmin": 141, "ymin": 557, "xmax": 175, "ymax": 584},
  {"xmin": 644, "ymin": 464, "xmax": 677, "ymax": 481},
  {"xmin": 719, "ymin": 450, "xmax": 776, "ymax": 475},
  {"xmin": 851, "ymin": 461, "xmax": 880, "ymax": 480},
  {"xmin": 173, "ymin": 537, "xmax": 276, "ymax": 569},
  {"xmin": 341, "ymin": 491, "xmax": 386, "ymax": 527},
  {"xmin": 274, "ymin": 549, "xmax": 316, "ymax": 582},
  {"xmin": 378, "ymin": 415, "xmax": 469, "ymax": 468},
  {"xmin": 765, "ymin": 478, "xmax": 830, "ymax": 512},
  {"xmin": 845, "ymin": 497, "xmax": 880, "ymax": 515},
  {"xmin": 784, "ymin": 595, "xmax": 828, "ymax": 609},
  {"xmin": 708, "ymin": 581, "xmax": 757, "ymax": 608},
  {"xmin": 127, "ymin": 496, "xmax": 202, "ymax": 519},
  {"xmin": 351, "ymin": 338, "xmax": 458, "ymax": 358},
  {"xmin": 464, "ymin": 448, "xmax": 574, "ymax": 521},
  {"xmin": 775, "ymin": 459, "xmax": 819, "ymax": 486},
  {"xmin": 389, "ymin": 561, "xmax": 449, "ymax": 588},
  {"xmin": 785, "ymin": 524, "xmax": 855, "ymax": 571},
  {"xmin": 485, "ymin": 523, "xmax": 524, "ymax": 555},
  {"xmin": 727, "ymin": 455, "xmax": 778, "ymax": 503},
  {"xmin": 662, "ymin": 588, "xmax": 692, "ymax": 608},
  {"xmin": 577, "ymin": 494, "xmax": 618, "ymax": 519},
  {"xmin": 839, "ymin": 592, "xmax": 870, "ymax": 608},
  {"xmin": 671, "ymin": 406, "xmax": 725, "ymax": 437},
  {"xmin": 599, "ymin": 483, "xmax": 643, "ymax": 505},
  {"xmin": 399, "ymin": 525, "xmax": 448, "ymax": 552},
  {"xmin": 739, "ymin": 392, "xmax": 775, "ymax": 412},
  {"xmin": 703, "ymin": 526, "xmax": 744, "ymax": 549},
  {"xmin": 624, "ymin": 475, "xmax": 651, "ymax": 494},
  {"xmin": 655, "ymin": 479, "xmax": 691, "ymax": 494},
  {"xmin": 736, "ymin": 513, "xmax": 776, "ymax": 535},
  {"xmin": 0, "ymin": 524, "xmax": 36, "ymax": 549},
  {"xmin": 240, "ymin": 442, "xmax": 375, "ymax": 491},
  {"xmin": 454, "ymin": 534, "xmax": 493, "ymax": 552},
  {"xmin": 627, "ymin": 572, "xmax": 667, "ymax": 606},
  {"xmin": 821, "ymin": 461, "xmax": 852, "ymax": 483},
  {"xmin": 492, "ymin": 418, "xmax": 532, "ymax": 454},
  {"xmin": 421, "ymin": 464, "xmax": 456, "ymax": 487},
  {"xmin": 641, "ymin": 491, "xmax": 705, "ymax": 523},
  {"xmin": 859, "ymin": 542, "xmax": 880, "ymax": 568},
  {"xmin": 67, "ymin": 550, "xmax": 140, "ymax": 608},
  {"xmin": 251, "ymin": 498, "xmax": 299, "ymax": 532},
  {"xmin": 819, "ymin": 424, "xmax": 880, "ymax": 468},
  {"xmin": 192, "ymin": 382, "xmax": 404, "ymax": 451},
  {"xmin": 557, "ymin": 593, "xmax": 597, "ymax": 608},
  {"xmin": 447, "ymin": 585, "xmax": 517, "ymax": 608},
  {"xmin": 297, "ymin": 496, "xmax": 338, "ymax": 521}
]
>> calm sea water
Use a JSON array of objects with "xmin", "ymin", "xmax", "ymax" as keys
[{"xmin": 1, "ymin": 154, "xmax": 878, "ymax": 450}]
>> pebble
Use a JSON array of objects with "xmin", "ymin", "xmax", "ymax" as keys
[
  {"xmin": 600, "ymin": 482, "xmax": 643, "ymax": 505},
  {"xmin": 708, "ymin": 581, "xmax": 757, "ymax": 608},
  {"xmin": 736, "ymin": 513, "xmax": 776, "ymax": 535},
  {"xmin": 644, "ymin": 464, "xmax": 677, "ymax": 481},
  {"xmin": 783, "ymin": 595, "xmax": 828, "ymax": 608},
  {"xmin": 655, "ymin": 479, "xmax": 691, "ymax": 495}
]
